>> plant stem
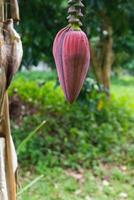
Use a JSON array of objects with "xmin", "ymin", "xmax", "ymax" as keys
[
  {"xmin": 17, "ymin": 120, "xmax": 46, "ymax": 155},
  {"xmin": 17, "ymin": 175, "xmax": 44, "ymax": 196},
  {"xmin": 67, "ymin": 0, "xmax": 84, "ymax": 29}
]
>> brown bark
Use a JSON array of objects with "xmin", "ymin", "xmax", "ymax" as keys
[
  {"xmin": 90, "ymin": 43, "xmax": 103, "ymax": 85},
  {"xmin": 0, "ymin": 0, "xmax": 20, "ymax": 22},
  {"xmin": 101, "ymin": 26, "xmax": 113, "ymax": 92},
  {"xmin": 10, "ymin": 0, "xmax": 20, "ymax": 21},
  {"xmin": 0, "ymin": 2, "xmax": 21, "ymax": 199},
  {"xmin": 90, "ymin": 21, "xmax": 113, "ymax": 96},
  {"xmin": 0, "ymin": 0, "xmax": 4, "ymax": 21}
]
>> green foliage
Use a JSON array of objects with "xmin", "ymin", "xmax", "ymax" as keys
[
  {"xmin": 17, "ymin": 121, "xmax": 46, "ymax": 154},
  {"xmin": 18, "ymin": 0, "xmax": 67, "ymax": 67},
  {"xmin": 84, "ymin": 0, "xmax": 134, "ymax": 74},
  {"xmin": 18, "ymin": 0, "xmax": 134, "ymax": 72},
  {"xmin": 9, "ymin": 72, "xmax": 134, "ymax": 170},
  {"xmin": 114, "ymin": 31, "xmax": 134, "ymax": 74}
]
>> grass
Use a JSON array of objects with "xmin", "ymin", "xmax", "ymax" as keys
[
  {"xmin": 13, "ymin": 72, "xmax": 134, "ymax": 199},
  {"xmin": 111, "ymin": 75, "xmax": 134, "ymax": 110},
  {"xmin": 18, "ymin": 165, "xmax": 134, "ymax": 200}
]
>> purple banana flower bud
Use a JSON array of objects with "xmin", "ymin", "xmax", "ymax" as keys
[
  {"xmin": 53, "ymin": 27, "xmax": 90, "ymax": 103},
  {"xmin": 53, "ymin": 0, "xmax": 90, "ymax": 103}
]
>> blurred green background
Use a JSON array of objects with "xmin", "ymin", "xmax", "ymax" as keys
[{"xmin": 10, "ymin": 0, "xmax": 134, "ymax": 199}]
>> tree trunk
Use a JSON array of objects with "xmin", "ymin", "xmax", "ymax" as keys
[
  {"xmin": 101, "ymin": 26, "xmax": 113, "ymax": 94},
  {"xmin": 0, "ymin": 0, "xmax": 4, "ymax": 21},
  {"xmin": 0, "ymin": 138, "xmax": 8, "ymax": 200},
  {"xmin": 0, "ymin": 0, "xmax": 20, "ymax": 22},
  {"xmin": 90, "ymin": 43, "xmax": 103, "ymax": 85},
  {"xmin": 10, "ymin": 0, "xmax": 20, "ymax": 21},
  {"xmin": 91, "ymin": 24, "xmax": 113, "ymax": 97},
  {"xmin": 0, "ymin": 1, "xmax": 20, "ymax": 199},
  {"xmin": 0, "ymin": 93, "xmax": 17, "ymax": 200}
]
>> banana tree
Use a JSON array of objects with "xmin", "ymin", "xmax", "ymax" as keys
[{"xmin": 0, "ymin": 0, "xmax": 23, "ymax": 199}]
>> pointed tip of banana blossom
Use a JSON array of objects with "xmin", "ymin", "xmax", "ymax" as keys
[{"xmin": 66, "ymin": 96, "xmax": 76, "ymax": 104}]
